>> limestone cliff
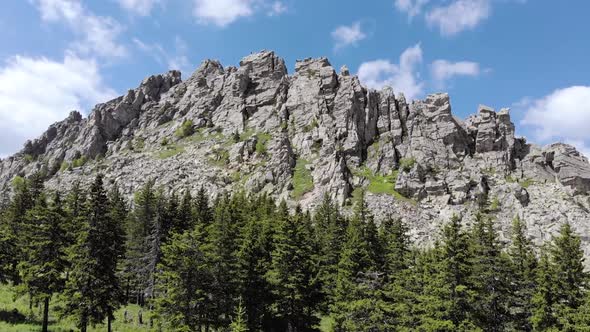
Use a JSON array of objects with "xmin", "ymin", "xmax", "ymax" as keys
[{"xmin": 1, "ymin": 50, "xmax": 589, "ymax": 256}]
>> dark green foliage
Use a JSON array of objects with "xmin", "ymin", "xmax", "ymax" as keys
[
  {"xmin": 155, "ymin": 226, "xmax": 212, "ymax": 331},
  {"xmin": 508, "ymin": 215, "xmax": 537, "ymax": 331},
  {"xmin": 18, "ymin": 192, "xmax": 69, "ymax": 332},
  {"xmin": 175, "ymin": 119, "xmax": 194, "ymax": 138},
  {"xmin": 62, "ymin": 174, "xmax": 125, "ymax": 332},
  {"xmin": 3, "ymin": 176, "xmax": 590, "ymax": 332},
  {"xmin": 468, "ymin": 213, "xmax": 512, "ymax": 331},
  {"xmin": 531, "ymin": 222, "xmax": 588, "ymax": 330},
  {"xmin": 267, "ymin": 202, "xmax": 320, "ymax": 331}
]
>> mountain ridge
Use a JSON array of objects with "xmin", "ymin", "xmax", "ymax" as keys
[{"xmin": 2, "ymin": 50, "xmax": 590, "ymax": 257}]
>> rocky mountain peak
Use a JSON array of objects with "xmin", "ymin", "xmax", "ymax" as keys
[{"xmin": 2, "ymin": 50, "xmax": 590, "ymax": 259}]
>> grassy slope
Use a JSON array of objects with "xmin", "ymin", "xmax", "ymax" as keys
[{"xmin": 0, "ymin": 284, "xmax": 154, "ymax": 332}]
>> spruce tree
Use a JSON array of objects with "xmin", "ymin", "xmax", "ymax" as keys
[
  {"xmin": 314, "ymin": 194, "xmax": 347, "ymax": 308},
  {"xmin": 551, "ymin": 222, "xmax": 588, "ymax": 328},
  {"xmin": 531, "ymin": 250, "xmax": 558, "ymax": 331},
  {"xmin": 63, "ymin": 174, "xmax": 125, "ymax": 332},
  {"xmin": 469, "ymin": 213, "xmax": 511, "ymax": 331},
  {"xmin": 19, "ymin": 192, "xmax": 68, "ymax": 332},
  {"xmin": 206, "ymin": 194, "xmax": 241, "ymax": 327},
  {"xmin": 122, "ymin": 179, "xmax": 157, "ymax": 305},
  {"xmin": 417, "ymin": 215, "xmax": 478, "ymax": 331},
  {"xmin": 2, "ymin": 175, "xmax": 35, "ymax": 283},
  {"xmin": 236, "ymin": 214, "xmax": 273, "ymax": 331},
  {"xmin": 508, "ymin": 215, "xmax": 537, "ymax": 331},
  {"xmin": 331, "ymin": 192, "xmax": 389, "ymax": 330},
  {"xmin": 381, "ymin": 217, "xmax": 416, "ymax": 329},
  {"xmin": 155, "ymin": 226, "xmax": 212, "ymax": 331},
  {"xmin": 176, "ymin": 189, "xmax": 194, "ymax": 233},
  {"xmin": 267, "ymin": 201, "xmax": 319, "ymax": 331},
  {"xmin": 230, "ymin": 297, "xmax": 249, "ymax": 332}
]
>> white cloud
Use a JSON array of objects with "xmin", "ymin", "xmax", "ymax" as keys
[
  {"xmin": 34, "ymin": 0, "xmax": 127, "ymax": 58},
  {"xmin": 520, "ymin": 86, "xmax": 590, "ymax": 158},
  {"xmin": 116, "ymin": 0, "xmax": 160, "ymax": 16},
  {"xmin": 395, "ymin": 0, "xmax": 430, "ymax": 18},
  {"xmin": 0, "ymin": 54, "xmax": 116, "ymax": 156},
  {"xmin": 134, "ymin": 36, "xmax": 193, "ymax": 76},
  {"xmin": 425, "ymin": 0, "xmax": 491, "ymax": 36},
  {"xmin": 192, "ymin": 0, "xmax": 285, "ymax": 26},
  {"xmin": 431, "ymin": 59, "xmax": 480, "ymax": 87},
  {"xmin": 331, "ymin": 21, "xmax": 367, "ymax": 50},
  {"xmin": 193, "ymin": 0, "xmax": 254, "ymax": 27},
  {"xmin": 268, "ymin": 1, "xmax": 287, "ymax": 16},
  {"xmin": 357, "ymin": 44, "xmax": 424, "ymax": 100}
]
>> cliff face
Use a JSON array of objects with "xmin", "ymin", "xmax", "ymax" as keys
[{"xmin": 2, "ymin": 50, "xmax": 590, "ymax": 255}]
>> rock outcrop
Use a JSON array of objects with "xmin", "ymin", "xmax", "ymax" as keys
[{"xmin": 2, "ymin": 50, "xmax": 590, "ymax": 259}]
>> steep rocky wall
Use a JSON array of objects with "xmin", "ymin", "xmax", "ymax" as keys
[{"xmin": 1, "ymin": 50, "xmax": 589, "ymax": 258}]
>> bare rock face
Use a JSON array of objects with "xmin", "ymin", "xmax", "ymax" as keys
[{"xmin": 2, "ymin": 50, "xmax": 590, "ymax": 261}]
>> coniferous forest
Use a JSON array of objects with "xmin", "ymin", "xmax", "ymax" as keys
[{"xmin": 1, "ymin": 172, "xmax": 590, "ymax": 332}]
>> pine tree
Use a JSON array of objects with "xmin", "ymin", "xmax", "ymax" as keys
[
  {"xmin": 1, "ymin": 175, "xmax": 36, "ymax": 283},
  {"xmin": 531, "ymin": 250, "xmax": 557, "ymax": 331},
  {"xmin": 267, "ymin": 201, "xmax": 319, "ymax": 331},
  {"xmin": 230, "ymin": 297, "xmax": 249, "ymax": 332},
  {"xmin": 416, "ymin": 215, "xmax": 478, "ymax": 331},
  {"xmin": 19, "ymin": 192, "xmax": 69, "ymax": 332},
  {"xmin": 507, "ymin": 215, "xmax": 537, "ymax": 331},
  {"xmin": 469, "ymin": 213, "xmax": 511, "ymax": 331},
  {"xmin": 175, "ymin": 189, "xmax": 194, "ymax": 233},
  {"xmin": 194, "ymin": 186, "xmax": 213, "ymax": 227},
  {"xmin": 236, "ymin": 214, "xmax": 273, "ymax": 331},
  {"xmin": 331, "ymin": 192, "xmax": 388, "ymax": 330},
  {"xmin": 551, "ymin": 222, "xmax": 588, "ymax": 328},
  {"xmin": 205, "ymin": 194, "xmax": 242, "ymax": 328},
  {"xmin": 155, "ymin": 226, "xmax": 212, "ymax": 331},
  {"xmin": 63, "ymin": 174, "xmax": 125, "ymax": 332},
  {"xmin": 122, "ymin": 179, "xmax": 157, "ymax": 305},
  {"xmin": 381, "ymin": 217, "xmax": 416, "ymax": 329},
  {"xmin": 314, "ymin": 194, "xmax": 347, "ymax": 309}
]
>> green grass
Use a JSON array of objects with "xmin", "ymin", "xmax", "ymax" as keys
[
  {"xmin": 255, "ymin": 133, "xmax": 271, "ymax": 155},
  {"xmin": 291, "ymin": 159, "xmax": 314, "ymax": 199},
  {"xmin": 133, "ymin": 137, "xmax": 145, "ymax": 151},
  {"xmin": 505, "ymin": 175, "xmax": 534, "ymax": 188},
  {"xmin": 351, "ymin": 167, "xmax": 416, "ymax": 204},
  {"xmin": 520, "ymin": 178, "xmax": 534, "ymax": 188},
  {"xmin": 399, "ymin": 157, "xmax": 416, "ymax": 172},
  {"xmin": 207, "ymin": 147, "xmax": 230, "ymax": 167},
  {"xmin": 174, "ymin": 119, "xmax": 194, "ymax": 138},
  {"xmin": 0, "ymin": 284, "xmax": 154, "ymax": 332},
  {"xmin": 155, "ymin": 145, "xmax": 185, "ymax": 159},
  {"xmin": 239, "ymin": 128, "xmax": 256, "ymax": 142},
  {"xmin": 71, "ymin": 156, "xmax": 87, "ymax": 168}
]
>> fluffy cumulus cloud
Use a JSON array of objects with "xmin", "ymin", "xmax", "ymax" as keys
[
  {"xmin": 357, "ymin": 44, "xmax": 424, "ymax": 100},
  {"xmin": 331, "ymin": 21, "xmax": 367, "ymax": 50},
  {"xmin": 395, "ymin": 0, "xmax": 430, "ymax": 18},
  {"xmin": 192, "ymin": 0, "xmax": 286, "ymax": 26},
  {"xmin": 520, "ymin": 86, "xmax": 590, "ymax": 158},
  {"xmin": 116, "ymin": 0, "xmax": 160, "ymax": 16},
  {"xmin": 35, "ymin": 0, "xmax": 127, "ymax": 58},
  {"xmin": 0, "ymin": 54, "xmax": 116, "ymax": 157},
  {"xmin": 426, "ymin": 0, "xmax": 490, "ymax": 36},
  {"xmin": 395, "ymin": 0, "xmax": 504, "ymax": 36},
  {"xmin": 431, "ymin": 59, "xmax": 481, "ymax": 87}
]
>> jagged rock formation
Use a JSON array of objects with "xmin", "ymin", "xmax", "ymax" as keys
[{"xmin": 2, "ymin": 50, "xmax": 590, "ymax": 257}]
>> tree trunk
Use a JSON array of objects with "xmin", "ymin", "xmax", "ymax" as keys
[
  {"xmin": 107, "ymin": 314, "xmax": 112, "ymax": 332},
  {"xmin": 80, "ymin": 314, "xmax": 88, "ymax": 332},
  {"xmin": 42, "ymin": 297, "xmax": 49, "ymax": 332}
]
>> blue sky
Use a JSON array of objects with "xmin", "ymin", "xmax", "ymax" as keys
[{"xmin": 0, "ymin": 0, "xmax": 589, "ymax": 157}]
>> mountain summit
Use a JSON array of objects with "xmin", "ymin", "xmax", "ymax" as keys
[{"xmin": 2, "ymin": 50, "xmax": 589, "ymax": 256}]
